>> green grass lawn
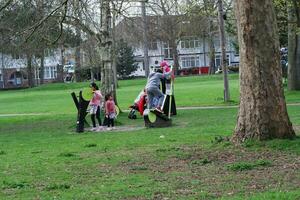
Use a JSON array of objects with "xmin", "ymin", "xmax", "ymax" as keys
[{"xmin": 0, "ymin": 74, "xmax": 300, "ymax": 199}]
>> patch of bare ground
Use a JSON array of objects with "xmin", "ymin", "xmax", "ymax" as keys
[{"xmin": 117, "ymin": 145, "xmax": 300, "ymax": 198}]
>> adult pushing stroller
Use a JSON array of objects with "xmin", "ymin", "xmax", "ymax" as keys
[{"xmin": 128, "ymin": 90, "xmax": 147, "ymax": 119}]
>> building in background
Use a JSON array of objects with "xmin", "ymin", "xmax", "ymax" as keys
[{"xmin": 116, "ymin": 16, "xmax": 240, "ymax": 76}]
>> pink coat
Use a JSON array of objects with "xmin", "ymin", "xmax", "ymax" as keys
[{"xmin": 89, "ymin": 90, "xmax": 102, "ymax": 106}]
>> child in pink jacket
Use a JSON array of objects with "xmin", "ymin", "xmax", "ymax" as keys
[{"xmin": 89, "ymin": 83, "xmax": 103, "ymax": 131}]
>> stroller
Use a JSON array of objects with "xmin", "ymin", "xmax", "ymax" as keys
[{"xmin": 128, "ymin": 90, "xmax": 147, "ymax": 119}]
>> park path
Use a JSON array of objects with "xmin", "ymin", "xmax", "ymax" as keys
[{"xmin": 1, "ymin": 103, "xmax": 300, "ymax": 117}]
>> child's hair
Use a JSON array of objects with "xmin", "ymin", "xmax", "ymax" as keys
[
  {"xmin": 105, "ymin": 93, "xmax": 112, "ymax": 101},
  {"xmin": 90, "ymin": 82, "xmax": 99, "ymax": 90},
  {"xmin": 156, "ymin": 68, "xmax": 163, "ymax": 73}
]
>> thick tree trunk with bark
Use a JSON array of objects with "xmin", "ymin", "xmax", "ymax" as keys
[
  {"xmin": 99, "ymin": 0, "xmax": 118, "ymax": 105},
  {"xmin": 233, "ymin": 0, "xmax": 295, "ymax": 142},
  {"xmin": 287, "ymin": 1, "xmax": 300, "ymax": 90}
]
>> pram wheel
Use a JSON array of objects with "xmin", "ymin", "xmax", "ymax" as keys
[{"xmin": 128, "ymin": 109, "xmax": 137, "ymax": 119}]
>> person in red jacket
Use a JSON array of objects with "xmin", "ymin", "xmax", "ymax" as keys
[{"xmin": 105, "ymin": 93, "xmax": 116, "ymax": 130}]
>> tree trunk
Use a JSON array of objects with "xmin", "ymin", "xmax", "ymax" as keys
[
  {"xmin": 27, "ymin": 54, "xmax": 34, "ymax": 88},
  {"xmin": 59, "ymin": 45, "xmax": 65, "ymax": 82},
  {"xmin": 233, "ymin": 0, "xmax": 295, "ymax": 142},
  {"xmin": 40, "ymin": 49, "xmax": 45, "ymax": 85},
  {"xmin": 287, "ymin": 1, "xmax": 300, "ymax": 90},
  {"xmin": 141, "ymin": 1, "xmax": 150, "ymax": 77},
  {"xmin": 170, "ymin": 40, "xmax": 179, "ymax": 75},
  {"xmin": 217, "ymin": 0, "xmax": 230, "ymax": 102},
  {"xmin": 74, "ymin": 0, "xmax": 82, "ymax": 82},
  {"xmin": 208, "ymin": 33, "xmax": 216, "ymax": 74},
  {"xmin": 100, "ymin": 0, "xmax": 118, "ymax": 105}
]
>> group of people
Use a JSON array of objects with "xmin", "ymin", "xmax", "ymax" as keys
[
  {"xmin": 89, "ymin": 82, "xmax": 116, "ymax": 131},
  {"xmin": 87, "ymin": 60, "xmax": 173, "ymax": 131}
]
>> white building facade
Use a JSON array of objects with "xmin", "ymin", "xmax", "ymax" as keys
[{"xmin": 131, "ymin": 36, "xmax": 240, "ymax": 76}]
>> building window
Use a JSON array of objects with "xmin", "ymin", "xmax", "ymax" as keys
[
  {"xmin": 181, "ymin": 37, "xmax": 200, "ymax": 49},
  {"xmin": 163, "ymin": 42, "xmax": 173, "ymax": 59},
  {"xmin": 181, "ymin": 56, "xmax": 200, "ymax": 68},
  {"xmin": 149, "ymin": 41, "xmax": 158, "ymax": 50},
  {"xmin": 44, "ymin": 66, "xmax": 57, "ymax": 79},
  {"xmin": 215, "ymin": 54, "xmax": 230, "ymax": 68}
]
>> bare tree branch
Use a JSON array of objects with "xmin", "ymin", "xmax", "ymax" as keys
[
  {"xmin": 24, "ymin": 0, "xmax": 69, "ymax": 42},
  {"xmin": 0, "ymin": 0, "xmax": 13, "ymax": 13}
]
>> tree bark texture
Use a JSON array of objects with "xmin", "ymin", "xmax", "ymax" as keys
[
  {"xmin": 99, "ymin": 0, "xmax": 117, "ymax": 104},
  {"xmin": 27, "ymin": 54, "xmax": 34, "ymax": 88},
  {"xmin": 233, "ymin": 0, "xmax": 295, "ymax": 142},
  {"xmin": 40, "ymin": 50, "xmax": 45, "ymax": 85},
  {"xmin": 288, "ymin": 1, "xmax": 300, "ymax": 90},
  {"xmin": 170, "ymin": 40, "xmax": 180, "ymax": 75},
  {"xmin": 217, "ymin": 0, "xmax": 230, "ymax": 101}
]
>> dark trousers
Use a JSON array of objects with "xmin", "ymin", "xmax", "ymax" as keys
[
  {"xmin": 107, "ymin": 118, "xmax": 114, "ymax": 127},
  {"xmin": 91, "ymin": 106, "xmax": 101, "ymax": 127}
]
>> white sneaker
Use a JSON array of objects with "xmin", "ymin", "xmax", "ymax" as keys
[
  {"xmin": 106, "ymin": 127, "xmax": 112, "ymax": 131},
  {"xmin": 90, "ymin": 127, "xmax": 97, "ymax": 131},
  {"xmin": 97, "ymin": 126, "xmax": 104, "ymax": 131},
  {"xmin": 112, "ymin": 127, "xmax": 116, "ymax": 130}
]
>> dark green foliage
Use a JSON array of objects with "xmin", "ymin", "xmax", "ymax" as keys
[
  {"xmin": 84, "ymin": 143, "xmax": 97, "ymax": 148},
  {"xmin": 58, "ymin": 152, "xmax": 76, "ymax": 157},
  {"xmin": 116, "ymin": 39, "xmax": 138, "ymax": 78},
  {"xmin": 2, "ymin": 181, "xmax": 28, "ymax": 189},
  {"xmin": 46, "ymin": 183, "xmax": 71, "ymax": 191},
  {"xmin": 227, "ymin": 160, "xmax": 272, "ymax": 171},
  {"xmin": 190, "ymin": 157, "xmax": 212, "ymax": 166},
  {"xmin": 0, "ymin": 150, "xmax": 5, "ymax": 155},
  {"xmin": 273, "ymin": 0, "xmax": 288, "ymax": 46}
]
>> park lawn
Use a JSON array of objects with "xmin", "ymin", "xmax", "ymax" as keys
[
  {"xmin": 2, "ymin": 74, "xmax": 299, "ymax": 115},
  {"xmin": 0, "ymin": 74, "xmax": 300, "ymax": 199}
]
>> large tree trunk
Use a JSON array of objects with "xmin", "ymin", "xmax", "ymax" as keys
[
  {"xmin": 287, "ymin": 1, "xmax": 300, "ymax": 90},
  {"xmin": 233, "ymin": 0, "xmax": 295, "ymax": 142},
  {"xmin": 100, "ymin": 0, "xmax": 118, "ymax": 105}
]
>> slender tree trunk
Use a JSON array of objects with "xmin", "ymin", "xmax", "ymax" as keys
[
  {"xmin": 287, "ymin": 1, "xmax": 300, "ymax": 90},
  {"xmin": 170, "ymin": 40, "xmax": 179, "ymax": 75},
  {"xmin": 59, "ymin": 45, "xmax": 65, "ymax": 82},
  {"xmin": 217, "ymin": 0, "xmax": 230, "ymax": 102},
  {"xmin": 74, "ymin": 0, "xmax": 82, "ymax": 82},
  {"xmin": 208, "ymin": 33, "xmax": 216, "ymax": 74},
  {"xmin": 233, "ymin": 0, "xmax": 295, "ymax": 142},
  {"xmin": 27, "ymin": 54, "xmax": 34, "ymax": 88},
  {"xmin": 112, "ymin": 3, "xmax": 118, "ymax": 88},
  {"xmin": 1, "ymin": 52, "xmax": 5, "ymax": 88},
  {"xmin": 40, "ymin": 49, "xmax": 45, "ymax": 85},
  {"xmin": 141, "ymin": 0, "xmax": 150, "ymax": 77},
  {"xmin": 203, "ymin": 35, "xmax": 207, "ymax": 66}
]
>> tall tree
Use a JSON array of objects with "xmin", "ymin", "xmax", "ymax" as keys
[
  {"xmin": 233, "ymin": 0, "xmax": 295, "ymax": 142},
  {"xmin": 116, "ymin": 39, "xmax": 138, "ymax": 78},
  {"xmin": 217, "ymin": 0, "xmax": 230, "ymax": 102},
  {"xmin": 287, "ymin": 0, "xmax": 300, "ymax": 90}
]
